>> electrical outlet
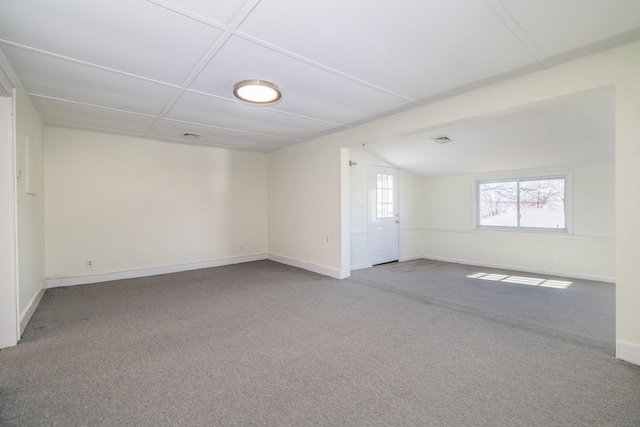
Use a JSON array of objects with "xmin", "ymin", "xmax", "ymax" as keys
[
  {"xmin": 240, "ymin": 245, "xmax": 244, "ymax": 251},
  {"xmin": 86, "ymin": 260, "xmax": 93, "ymax": 268}
]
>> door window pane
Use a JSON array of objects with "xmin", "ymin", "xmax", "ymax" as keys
[{"xmin": 376, "ymin": 173, "xmax": 394, "ymax": 218}]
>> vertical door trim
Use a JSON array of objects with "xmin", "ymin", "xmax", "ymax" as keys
[{"xmin": 0, "ymin": 89, "xmax": 19, "ymax": 348}]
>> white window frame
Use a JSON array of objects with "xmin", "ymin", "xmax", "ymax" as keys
[{"xmin": 474, "ymin": 173, "xmax": 572, "ymax": 233}]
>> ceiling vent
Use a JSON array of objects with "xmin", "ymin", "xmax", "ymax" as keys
[
  {"xmin": 182, "ymin": 132, "xmax": 202, "ymax": 139},
  {"xmin": 431, "ymin": 135, "xmax": 453, "ymax": 144}
]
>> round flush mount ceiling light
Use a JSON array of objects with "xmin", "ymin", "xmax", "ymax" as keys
[{"xmin": 233, "ymin": 79, "xmax": 281, "ymax": 105}]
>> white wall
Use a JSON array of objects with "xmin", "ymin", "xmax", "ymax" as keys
[
  {"xmin": 268, "ymin": 137, "xmax": 345, "ymax": 278},
  {"xmin": 421, "ymin": 163, "xmax": 615, "ymax": 281},
  {"xmin": 348, "ymin": 149, "xmax": 370, "ymax": 269},
  {"xmin": 399, "ymin": 169, "xmax": 422, "ymax": 261},
  {"xmin": 348, "ymin": 148, "xmax": 422, "ymax": 269},
  {"xmin": 15, "ymin": 88, "xmax": 45, "ymax": 329},
  {"xmin": 0, "ymin": 48, "xmax": 45, "ymax": 342},
  {"xmin": 614, "ymin": 46, "xmax": 640, "ymax": 364},
  {"xmin": 45, "ymin": 127, "xmax": 268, "ymax": 281}
]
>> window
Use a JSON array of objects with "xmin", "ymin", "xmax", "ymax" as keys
[
  {"xmin": 376, "ymin": 173, "xmax": 394, "ymax": 218},
  {"xmin": 476, "ymin": 175, "xmax": 568, "ymax": 231}
]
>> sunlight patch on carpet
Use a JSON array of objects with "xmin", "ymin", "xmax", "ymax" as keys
[{"xmin": 467, "ymin": 272, "xmax": 572, "ymax": 289}]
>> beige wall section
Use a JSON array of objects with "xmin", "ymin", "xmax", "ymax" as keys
[
  {"xmin": 15, "ymin": 88, "xmax": 45, "ymax": 326},
  {"xmin": 44, "ymin": 127, "xmax": 268, "ymax": 279},
  {"xmin": 268, "ymin": 137, "xmax": 343, "ymax": 278},
  {"xmin": 340, "ymin": 148, "xmax": 350, "ymax": 278},
  {"xmin": 615, "ymin": 46, "xmax": 640, "ymax": 362},
  {"xmin": 399, "ymin": 169, "xmax": 422, "ymax": 261},
  {"xmin": 422, "ymin": 163, "xmax": 615, "ymax": 281}
]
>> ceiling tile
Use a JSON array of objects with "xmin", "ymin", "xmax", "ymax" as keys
[
  {"xmin": 0, "ymin": 0, "xmax": 223, "ymax": 84},
  {"xmin": 3, "ymin": 46, "xmax": 177, "ymax": 115},
  {"xmin": 151, "ymin": 119, "xmax": 296, "ymax": 152},
  {"xmin": 167, "ymin": 91, "xmax": 343, "ymax": 140},
  {"xmin": 31, "ymin": 97, "xmax": 156, "ymax": 135},
  {"xmin": 190, "ymin": 35, "xmax": 415, "ymax": 125},
  {"xmin": 1, "ymin": 0, "xmax": 636, "ymax": 156},
  {"xmin": 238, "ymin": 0, "xmax": 540, "ymax": 100},
  {"xmin": 501, "ymin": 0, "xmax": 640, "ymax": 62}
]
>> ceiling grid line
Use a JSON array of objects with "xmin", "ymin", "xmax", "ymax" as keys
[
  {"xmin": 143, "ymin": 0, "xmax": 228, "ymax": 31},
  {"xmin": 45, "ymin": 121, "xmax": 275, "ymax": 153},
  {"xmin": 44, "ymin": 121, "xmax": 148, "ymax": 137},
  {"xmin": 0, "ymin": 39, "xmax": 182, "ymax": 89},
  {"xmin": 27, "ymin": 93, "xmax": 159, "ymax": 118},
  {"xmin": 153, "ymin": 136, "xmax": 256, "ymax": 151},
  {"xmin": 183, "ymin": 88, "xmax": 352, "ymax": 128},
  {"xmin": 142, "ymin": 0, "xmax": 422, "ymax": 107},
  {"xmin": 162, "ymin": 117, "xmax": 305, "ymax": 141},
  {"xmin": 484, "ymin": 0, "xmax": 552, "ymax": 69},
  {"xmin": 0, "ymin": 0, "xmax": 636, "ymax": 154},
  {"xmin": 143, "ymin": 0, "xmax": 263, "ymax": 138},
  {"xmin": 234, "ymin": 31, "xmax": 427, "ymax": 106}
]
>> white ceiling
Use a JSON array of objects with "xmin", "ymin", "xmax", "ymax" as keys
[
  {"xmin": 365, "ymin": 89, "xmax": 616, "ymax": 178},
  {"xmin": 0, "ymin": 0, "xmax": 637, "ymax": 169}
]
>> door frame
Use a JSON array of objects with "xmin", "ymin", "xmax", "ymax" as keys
[
  {"xmin": 0, "ymin": 88, "xmax": 19, "ymax": 349},
  {"xmin": 368, "ymin": 163, "xmax": 400, "ymax": 266}
]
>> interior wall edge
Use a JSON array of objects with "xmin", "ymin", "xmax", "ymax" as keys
[
  {"xmin": 616, "ymin": 341, "xmax": 640, "ymax": 367},
  {"xmin": 19, "ymin": 282, "xmax": 45, "ymax": 334},
  {"xmin": 0, "ymin": 87, "xmax": 18, "ymax": 348},
  {"xmin": 0, "ymin": 47, "xmax": 43, "ymax": 125}
]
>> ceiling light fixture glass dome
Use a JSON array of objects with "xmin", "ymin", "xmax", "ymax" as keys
[{"xmin": 233, "ymin": 80, "xmax": 281, "ymax": 104}]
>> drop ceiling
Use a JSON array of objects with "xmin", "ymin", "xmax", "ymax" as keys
[{"xmin": 0, "ymin": 0, "xmax": 638, "ymax": 157}]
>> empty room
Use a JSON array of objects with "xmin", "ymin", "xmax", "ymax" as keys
[{"xmin": 1, "ymin": 0, "xmax": 640, "ymax": 425}]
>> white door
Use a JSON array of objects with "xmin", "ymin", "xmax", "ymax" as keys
[{"xmin": 369, "ymin": 165, "xmax": 399, "ymax": 265}]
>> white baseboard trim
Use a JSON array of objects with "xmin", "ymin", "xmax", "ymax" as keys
[
  {"xmin": 616, "ymin": 341, "xmax": 640, "ymax": 366},
  {"xmin": 45, "ymin": 253, "xmax": 268, "ymax": 288},
  {"xmin": 421, "ymin": 254, "xmax": 615, "ymax": 283},
  {"xmin": 267, "ymin": 253, "xmax": 342, "ymax": 279},
  {"xmin": 351, "ymin": 256, "xmax": 422, "ymax": 272},
  {"xmin": 350, "ymin": 263, "xmax": 371, "ymax": 271},
  {"xmin": 20, "ymin": 282, "xmax": 46, "ymax": 335},
  {"xmin": 399, "ymin": 255, "xmax": 423, "ymax": 263}
]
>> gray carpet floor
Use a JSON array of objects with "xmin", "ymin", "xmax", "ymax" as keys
[{"xmin": 1, "ymin": 260, "xmax": 639, "ymax": 426}]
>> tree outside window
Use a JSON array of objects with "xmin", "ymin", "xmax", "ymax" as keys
[{"xmin": 477, "ymin": 176, "xmax": 566, "ymax": 230}]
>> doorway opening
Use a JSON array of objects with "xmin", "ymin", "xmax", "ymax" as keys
[{"xmin": 368, "ymin": 165, "xmax": 399, "ymax": 266}]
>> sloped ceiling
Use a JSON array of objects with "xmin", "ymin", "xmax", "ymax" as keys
[
  {"xmin": 365, "ymin": 88, "xmax": 616, "ymax": 178},
  {"xmin": 0, "ymin": 0, "xmax": 637, "ymax": 173}
]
